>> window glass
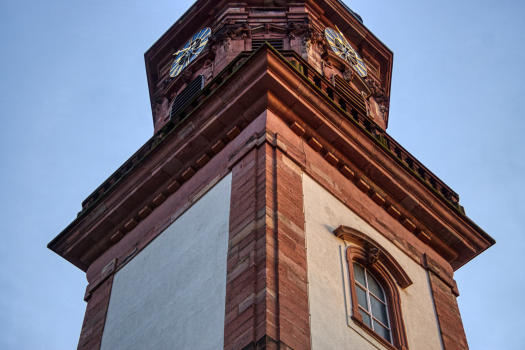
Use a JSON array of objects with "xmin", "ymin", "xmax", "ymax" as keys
[
  {"xmin": 353, "ymin": 263, "xmax": 392, "ymax": 344},
  {"xmin": 359, "ymin": 309, "xmax": 372, "ymax": 327},
  {"xmin": 356, "ymin": 284, "xmax": 368, "ymax": 309},
  {"xmin": 370, "ymin": 296, "xmax": 388, "ymax": 326},
  {"xmin": 353, "ymin": 262, "xmax": 366, "ymax": 287},
  {"xmin": 367, "ymin": 273, "xmax": 385, "ymax": 302},
  {"xmin": 373, "ymin": 319, "xmax": 392, "ymax": 343}
]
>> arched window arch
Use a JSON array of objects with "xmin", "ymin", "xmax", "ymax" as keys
[{"xmin": 334, "ymin": 225, "xmax": 412, "ymax": 350}]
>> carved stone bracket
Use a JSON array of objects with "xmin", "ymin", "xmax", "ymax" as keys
[
  {"xmin": 287, "ymin": 20, "xmax": 311, "ymax": 40},
  {"xmin": 151, "ymin": 77, "xmax": 172, "ymax": 120},
  {"xmin": 209, "ymin": 23, "xmax": 252, "ymax": 53},
  {"xmin": 366, "ymin": 246, "xmax": 380, "ymax": 265},
  {"xmin": 303, "ymin": 28, "xmax": 325, "ymax": 54},
  {"xmin": 365, "ymin": 76, "xmax": 389, "ymax": 120},
  {"xmin": 203, "ymin": 59, "xmax": 213, "ymax": 69},
  {"xmin": 180, "ymin": 67, "xmax": 193, "ymax": 84},
  {"xmin": 343, "ymin": 68, "xmax": 355, "ymax": 82}
]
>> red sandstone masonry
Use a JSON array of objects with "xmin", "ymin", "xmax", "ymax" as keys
[
  {"xmin": 50, "ymin": 32, "xmax": 491, "ymax": 350},
  {"xmin": 429, "ymin": 273, "xmax": 469, "ymax": 350},
  {"xmin": 224, "ymin": 142, "xmax": 310, "ymax": 350},
  {"xmin": 225, "ymin": 146, "xmax": 264, "ymax": 349},
  {"xmin": 77, "ymin": 276, "xmax": 113, "ymax": 350}
]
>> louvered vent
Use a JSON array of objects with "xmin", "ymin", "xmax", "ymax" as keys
[
  {"xmin": 170, "ymin": 75, "xmax": 205, "ymax": 120},
  {"xmin": 251, "ymin": 39, "xmax": 284, "ymax": 51}
]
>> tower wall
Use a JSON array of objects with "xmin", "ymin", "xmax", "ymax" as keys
[
  {"xmin": 51, "ymin": 34, "xmax": 494, "ymax": 349},
  {"xmin": 99, "ymin": 173, "xmax": 231, "ymax": 350},
  {"xmin": 304, "ymin": 174, "xmax": 443, "ymax": 350}
]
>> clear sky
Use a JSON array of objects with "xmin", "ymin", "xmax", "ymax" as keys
[{"xmin": 0, "ymin": 0, "xmax": 523, "ymax": 349}]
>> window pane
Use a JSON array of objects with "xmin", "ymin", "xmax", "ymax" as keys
[
  {"xmin": 353, "ymin": 262, "xmax": 366, "ymax": 287},
  {"xmin": 370, "ymin": 295, "xmax": 389, "ymax": 326},
  {"xmin": 366, "ymin": 272, "xmax": 385, "ymax": 302},
  {"xmin": 356, "ymin": 285, "xmax": 368, "ymax": 309},
  {"xmin": 359, "ymin": 308, "xmax": 371, "ymax": 327},
  {"xmin": 373, "ymin": 319, "xmax": 392, "ymax": 343}
]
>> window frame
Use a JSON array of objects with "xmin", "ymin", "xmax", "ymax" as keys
[{"xmin": 335, "ymin": 225, "xmax": 412, "ymax": 350}]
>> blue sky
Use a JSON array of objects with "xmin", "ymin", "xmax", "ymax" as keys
[{"xmin": 0, "ymin": 0, "xmax": 523, "ymax": 349}]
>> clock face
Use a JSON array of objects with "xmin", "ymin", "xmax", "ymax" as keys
[
  {"xmin": 325, "ymin": 27, "xmax": 367, "ymax": 77},
  {"xmin": 170, "ymin": 27, "xmax": 211, "ymax": 78}
]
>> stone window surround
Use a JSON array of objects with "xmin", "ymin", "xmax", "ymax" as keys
[{"xmin": 335, "ymin": 225, "xmax": 412, "ymax": 350}]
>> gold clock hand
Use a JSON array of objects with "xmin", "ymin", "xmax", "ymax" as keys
[
  {"xmin": 334, "ymin": 26, "xmax": 345, "ymax": 41},
  {"xmin": 334, "ymin": 25, "xmax": 352, "ymax": 49},
  {"xmin": 334, "ymin": 25, "xmax": 359, "ymax": 64},
  {"xmin": 173, "ymin": 46, "xmax": 192, "ymax": 56}
]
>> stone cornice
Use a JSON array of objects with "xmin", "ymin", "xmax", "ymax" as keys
[
  {"xmin": 258, "ymin": 49, "xmax": 494, "ymax": 269},
  {"xmin": 49, "ymin": 45, "xmax": 493, "ymax": 273}
]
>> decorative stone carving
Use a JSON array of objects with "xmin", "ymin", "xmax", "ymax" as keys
[
  {"xmin": 343, "ymin": 68, "xmax": 355, "ymax": 82},
  {"xmin": 366, "ymin": 246, "xmax": 381, "ymax": 265},
  {"xmin": 151, "ymin": 93, "xmax": 164, "ymax": 121},
  {"xmin": 235, "ymin": 22, "xmax": 252, "ymax": 39},
  {"xmin": 287, "ymin": 20, "xmax": 311, "ymax": 40},
  {"xmin": 365, "ymin": 77, "xmax": 389, "ymax": 120},
  {"xmin": 151, "ymin": 76, "xmax": 172, "ymax": 120},
  {"xmin": 203, "ymin": 59, "xmax": 213, "ymax": 69},
  {"xmin": 209, "ymin": 23, "xmax": 252, "ymax": 52},
  {"xmin": 330, "ymin": 74, "xmax": 336, "ymax": 86},
  {"xmin": 302, "ymin": 36, "xmax": 311, "ymax": 52},
  {"xmin": 223, "ymin": 37, "xmax": 232, "ymax": 52},
  {"xmin": 315, "ymin": 31, "xmax": 326, "ymax": 53},
  {"xmin": 303, "ymin": 29, "xmax": 325, "ymax": 53},
  {"xmin": 181, "ymin": 68, "xmax": 193, "ymax": 84}
]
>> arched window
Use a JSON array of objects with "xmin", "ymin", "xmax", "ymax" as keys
[
  {"xmin": 334, "ymin": 225, "xmax": 412, "ymax": 350},
  {"xmin": 353, "ymin": 262, "xmax": 392, "ymax": 343}
]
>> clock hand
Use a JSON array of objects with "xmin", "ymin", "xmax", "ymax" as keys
[
  {"xmin": 334, "ymin": 25, "xmax": 358, "ymax": 63},
  {"xmin": 174, "ymin": 39, "xmax": 203, "ymax": 57},
  {"xmin": 334, "ymin": 25, "xmax": 353, "ymax": 49},
  {"xmin": 173, "ymin": 46, "xmax": 192, "ymax": 56},
  {"xmin": 334, "ymin": 26, "xmax": 345, "ymax": 42}
]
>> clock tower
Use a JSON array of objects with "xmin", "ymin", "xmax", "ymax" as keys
[{"xmin": 49, "ymin": 1, "xmax": 494, "ymax": 350}]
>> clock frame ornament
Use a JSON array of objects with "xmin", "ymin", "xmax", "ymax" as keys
[{"xmin": 170, "ymin": 27, "xmax": 212, "ymax": 78}]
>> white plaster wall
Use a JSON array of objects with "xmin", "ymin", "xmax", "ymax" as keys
[
  {"xmin": 303, "ymin": 174, "xmax": 443, "ymax": 350},
  {"xmin": 100, "ymin": 173, "xmax": 232, "ymax": 350}
]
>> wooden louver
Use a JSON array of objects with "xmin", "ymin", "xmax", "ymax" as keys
[{"xmin": 170, "ymin": 75, "xmax": 205, "ymax": 121}]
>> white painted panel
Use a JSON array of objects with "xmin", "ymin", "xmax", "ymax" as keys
[
  {"xmin": 100, "ymin": 173, "xmax": 232, "ymax": 350},
  {"xmin": 303, "ymin": 174, "xmax": 443, "ymax": 350}
]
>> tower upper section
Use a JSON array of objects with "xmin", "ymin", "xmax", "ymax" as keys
[
  {"xmin": 146, "ymin": 0, "xmax": 393, "ymax": 133},
  {"xmin": 48, "ymin": 0, "xmax": 494, "ymax": 276}
]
